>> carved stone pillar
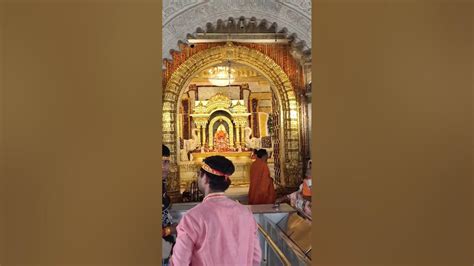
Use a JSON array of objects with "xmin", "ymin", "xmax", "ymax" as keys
[
  {"xmin": 182, "ymin": 99, "xmax": 190, "ymax": 140},
  {"xmin": 240, "ymin": 125, "xmax": 244, "ymax": 147},
  {"xmin": 235, "ymin": 124, "xmax": 240, "ymax": 147},
  {"xmin": 202, "ymin": 123, "xmax": 207, "ymax": 147},
  {"xmin": 251, "ymin": 98, "xmax": 260, "ymax": 138},
  {"xmin": 242, "ymin": 119, "xmax": 248, "ymax": 145},
  {"xmin": 196, "ymin": 125, "xmax": 201, "ymax": 146},
  {"xmin": 193, "ymin": 118, "xmax": 209, "ymax": 148}
]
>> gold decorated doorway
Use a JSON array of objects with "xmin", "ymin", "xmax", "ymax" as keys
[{"xmin": 163, "ymin": 42, "xmax": 302, "ymax": 195}]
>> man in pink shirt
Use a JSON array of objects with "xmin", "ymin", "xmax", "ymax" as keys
[{"xmin": 170, "ymin": 155, "xmax": 261, "ymax": 266}]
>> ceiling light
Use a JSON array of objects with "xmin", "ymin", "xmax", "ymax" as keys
[{"xmin": 208, "ymin": 62, "xmax": 235, "ymax": 86}]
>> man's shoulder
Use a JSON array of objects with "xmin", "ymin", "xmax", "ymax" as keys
[
  {"xmin": 227, "ymin": 199, "xmax": 255, "ymax": 216},
  {"xmin": 183, "ymin": 201, "xmax": 214, "ymax": 219},
  {"xmin": 185, "ymin": 202, "xmax": 205, "ymax": 215},
  {"xmin": 186, "ymin": 198, "xmax": 253, "ymax": 214}
]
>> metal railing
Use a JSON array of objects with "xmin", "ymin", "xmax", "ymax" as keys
[{"xmin": 257, "ymin": 223, "xmax": 291, "ymax": 266}]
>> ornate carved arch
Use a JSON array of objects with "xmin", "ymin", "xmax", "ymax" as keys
[
  {"xmin": 163, "ymin": 0, "xmax": 312, "ymax": 60},
  {"xmin": 163, "ymin": 42, "xmax": 302, "ymax": 192}
]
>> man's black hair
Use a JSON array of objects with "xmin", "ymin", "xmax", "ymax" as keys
[
  {"xmin": 200, "ymin": 155, "xmax": 234, "ymax": 192},
  {"xmin": 256, "ymin": 149, "xmax": 268, "ymax": 159},
  {"xmin": 163, "ymin": 144, "xmax": 171, "ymax": 157}
]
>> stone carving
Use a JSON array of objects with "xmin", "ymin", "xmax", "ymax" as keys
[
  {"xmin": 244, "ymin": 127, "xmax": 275, "ymax": 157},
  {"xmin": 244, "ymin": 127, "xmax": 261, "ymax": 149},
  {"xmin": 162, "ymin": 0, "xmax": 311, "ymax": 60}
]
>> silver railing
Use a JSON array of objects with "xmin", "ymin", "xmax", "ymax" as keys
[{"xmin": 257, "ymin": 223, "xmax": 291, "ymax": 266}]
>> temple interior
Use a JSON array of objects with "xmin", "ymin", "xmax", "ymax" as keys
[
  {"xmin": 1, "ymin": 1, "xmax": 468, "ymax": 264},
  {"xmin": 163, "ymin": 1, "xmax": 312, "ymax": 264},
  {"xmin": 163, "ymin": 25, "xmax": 312, "ymax": 202},
  {"xmin": 178, "ymin": 62, "xmax": 281, "ymax": 194}
]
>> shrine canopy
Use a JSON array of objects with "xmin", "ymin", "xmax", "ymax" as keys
[{"xmin": 190, "ymin": 93, "xmax": 251, "ymax": 152}]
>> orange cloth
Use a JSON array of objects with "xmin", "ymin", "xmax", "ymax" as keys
[
  {"xmin": 248, "ymin": 158, "xmax": 276, "ymax": 204},
  {"xmin": 302, "ymin": 180, "xmax": 311, "ymax": 197}
]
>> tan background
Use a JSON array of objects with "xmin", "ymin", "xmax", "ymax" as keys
[
  {"xmin": 0, "ymin": 2, "xmax": 5, "ymax": 264},
  {"xmin": 0, "ymin": 1, "xmax": 472, "ymax": 265},
  {"xmin": 313, "ymin": 2, "xmax": 472, "ymax": 265},
  {"xmin": 1, "ymin": 2, "xmax": 162, "ymax": 265}
]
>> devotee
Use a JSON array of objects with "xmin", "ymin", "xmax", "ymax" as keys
[
  {"xmin": 250, "ymin": 148, "xmax": 257, "ymax": 159},
  {"xmin": 170, "ymin": 156, "xmax": 261, "ymax": 266},
  {"xmin": 276, "ymin": 159, "xmax": 312, "ymax": 218},
  {"xmin": 248, "ymin": 149, "xmax": 276, "ymax": 205},
  {"xmin": 302, "ymin": 159, "xmax": 312, "ymax": 200},
  {"xmin": 162, "ymin": 145, "xmax": 177, "ymax": 265}
]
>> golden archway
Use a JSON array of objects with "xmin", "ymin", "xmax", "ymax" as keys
[{"xmin": 163, "ymin": 42, "xmax": 302, "ymax": 191}]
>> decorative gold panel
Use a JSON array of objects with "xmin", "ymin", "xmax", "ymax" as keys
[
  {"xmin": 204, "ymin": 93, "xmax": 232, "ymax": 113},
  {"xmin": 231, "ymin": 101, "xmax": 247, "ymax": 114}
]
